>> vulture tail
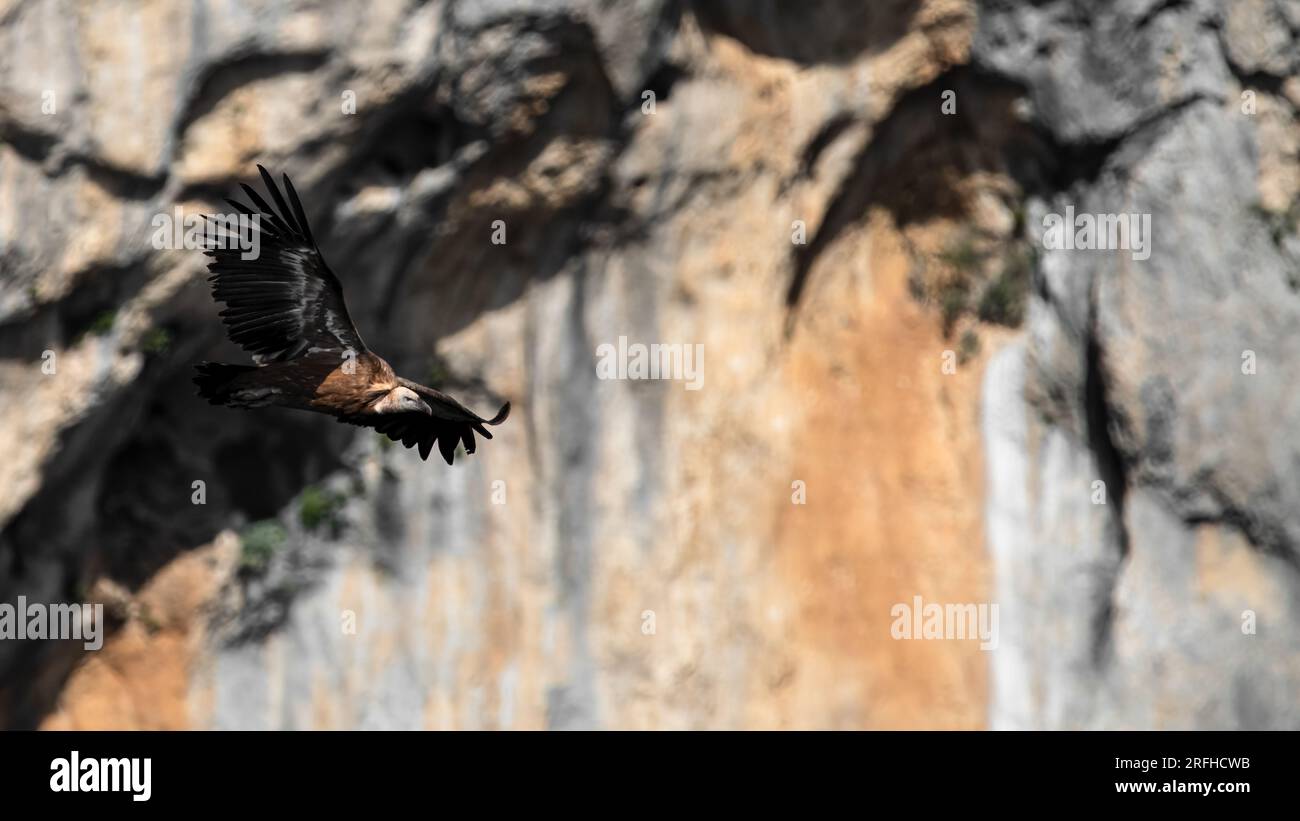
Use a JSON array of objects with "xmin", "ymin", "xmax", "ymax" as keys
[{"xmin": 193, "ymin": 362, "xmax": 256, "ymax": 405}]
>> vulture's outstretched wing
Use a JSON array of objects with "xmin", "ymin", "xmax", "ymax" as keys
[
  {"xmin": 204, "ymin": 165, "xmax": 365, "ymax": 361},
  {"xmin": 338, "ymin": 384, "xmax": 510, "ymax": 465}
]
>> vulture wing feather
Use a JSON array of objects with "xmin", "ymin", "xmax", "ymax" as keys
[{"xmin": 205, "ymin": 165, "xmax": 366, "ymax": 361}]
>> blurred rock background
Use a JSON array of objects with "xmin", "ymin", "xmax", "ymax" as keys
[{"xmin": 0, "ymin": 0, "xmax": 1296, "ymax": 729}]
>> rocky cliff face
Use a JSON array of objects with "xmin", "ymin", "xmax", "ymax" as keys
[
  {"xmin": 979, "ymin": 0, "xmax": 1300, "ymax": 729},
  {"xmin": 0, "ymin": 0, "xmax": 1296, "ymax": 729}
]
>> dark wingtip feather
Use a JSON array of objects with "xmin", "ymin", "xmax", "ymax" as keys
[
  {"xmin": 281, "ymin": 172, "xmax": 316, "ymax": 247},
  {"xmin": 437, "ymin": 433, "xmax": 458, "ymax": 465},
  {"xmin": 235, "ymin": 184, "xmax": 288, "ymax": 235},
  {"xmin": 485, "ymin": 401, "xmax": 510, "ymax": 426},
  {"xmin": 238, "ymin": 182, "xmax": 270, "ymax": 211},
  {"xmin": 257, "ymin": 165, "xmax": 299, "ymax": 236},
  {"xmin": 256, "ymin": 164, "xmax": 276, "ymax": 198}
]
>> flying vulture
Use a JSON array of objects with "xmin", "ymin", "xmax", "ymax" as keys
[{"xmin": 193, "ymin": 165, "xmax": 509, "ymax": 464}]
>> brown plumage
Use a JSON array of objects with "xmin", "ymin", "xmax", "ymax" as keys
[{"xmin": 193, "ymin": 165, "xmax": 509, "ymax": 464}]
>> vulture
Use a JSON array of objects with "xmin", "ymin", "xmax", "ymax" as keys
[{"xmin": 193, "ymin": 165, "xmax": 509, "ymax": 464}]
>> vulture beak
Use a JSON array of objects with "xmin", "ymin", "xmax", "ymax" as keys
[{"xmin": 418, "ymin": 399, "xmax": 433, "ymax": 416}]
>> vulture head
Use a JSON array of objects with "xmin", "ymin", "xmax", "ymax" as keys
[{"xmin": 371, "ymin": 386, "xmax": 432, "ymax": 416}]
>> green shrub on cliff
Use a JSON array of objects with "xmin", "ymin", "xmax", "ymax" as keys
[
  {"xmin": 299, "ymin": 485, "xmax": 346, "ymax": 534},
  {"xmin": 239, "ymin": 521, "xmax": 286, "ymax": 573}
]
